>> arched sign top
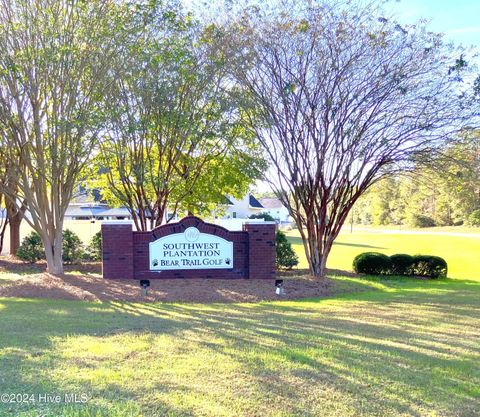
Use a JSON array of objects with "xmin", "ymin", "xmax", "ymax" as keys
[
  {"xmin": 150, "ymin": 216, "xmax": 234, "ymax": 238},
  {"xmin": 149, "ymin": 225, "xmax": 233, "ymax": 271}
]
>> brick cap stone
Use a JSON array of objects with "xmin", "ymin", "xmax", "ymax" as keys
[
  {"xmin": 244, "ymin": 221, "xmax": 277, "ymax": 225},
  {"xmin": 151, "ymin": 216, "xmax": 234, "ymax": 234}
]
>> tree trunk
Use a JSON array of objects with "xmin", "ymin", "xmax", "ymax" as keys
[
  {"xmin": 5, "ymin": 197, "xmax": 26, "ymax": 256},
  {"xmin": 302, "ymin": 219, "xmax": 325, "ymax": 278},
  {"xmin": 310, "ymin": 259, "xmax": 323, "ymax": 278},
  {"xmin": 319, "ymin": 239, "xmax": 334, "ymax": 278},
  {"xmin": 303, "ymin": 225, "xmax": 334, "ymax": 279},
  {"xmin": 8, "ymin": 214, "xmax": 21, "ymax": 255},
  {"xmin": 318, "ymin": 248, "xmax": 330, "ymax": 278},
  {"xmin": 0, "ymin": 218, "xmax": 7, "ymax": 254},
  {"xmin": 43, "ymin": 230, "xmax": 64, "ymax": 275}
]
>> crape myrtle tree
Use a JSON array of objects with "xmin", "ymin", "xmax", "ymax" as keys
[
  {"xmin": 0, "ymin": 0, "xmax": 127, "ymax": 274},
  {"xmin": 225, "ymin": 1, "xmax": 479, "ymax": 277},
  {"xmin": 91, "ymin": 2, "xmax": 265, "ymax": 231}
]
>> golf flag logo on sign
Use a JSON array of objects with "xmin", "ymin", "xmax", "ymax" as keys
[{"xmin": 149, "ymin": 226, "xmax": 234, "ymax": 270}]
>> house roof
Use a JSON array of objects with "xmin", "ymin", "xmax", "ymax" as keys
[
  {"xmin": 65, "ymin": 204, "xmax": 130, "ymax": 218},
  {"xmin": 249, "ymin": 195, "xmax": 264, "ymax": 209},
  {"xmin": 259, "ymin": 198, "xmax": 284, "ymax": 209},
  {"xmin": 221, "ymin": 196, "xmax": 234, "ymax": 206},
  {"xmin": 101, "ymin": 207, "xmax": 132, "ymax": 217},
  {"xmin": 65, "ymin": 206, "xmax": 97, "ymax": 217}
]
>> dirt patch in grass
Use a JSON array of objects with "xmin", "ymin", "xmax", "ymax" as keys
[{"xmin": 0, "ymin": 257, "xmax": 340, "ymax": 303}]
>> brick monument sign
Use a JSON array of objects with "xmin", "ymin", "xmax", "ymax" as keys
[{"xmin": 101, "ymin": 216, "xmax": 276, "ymax": 280}]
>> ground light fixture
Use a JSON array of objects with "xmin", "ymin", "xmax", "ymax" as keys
[
  {"xmin": 275, "ymin": 279, "xmax": 285, "ymax": 295},
  {"xmin": 140, "ymin": 280, "xmax": 150, "ymax": 296}
]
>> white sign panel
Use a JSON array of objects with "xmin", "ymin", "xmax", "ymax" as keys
[{"xmin": 149, "ymin": 227, "xmax": 233, "ymax": 270}]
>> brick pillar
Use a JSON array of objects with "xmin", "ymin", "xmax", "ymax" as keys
[
  {"xmin": 244, "ymin": 222, "xmax": 276, "ymax": 279},
  {"xmin": 101, "ymin": 222, "xmax": 134, "ymax": 279}
]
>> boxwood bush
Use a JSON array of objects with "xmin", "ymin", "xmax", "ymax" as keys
[
  {"xmin": 390, "ymin": 254, "xmax": 414, "ymax": 275},
  {"xmin": 16, "ymin": 231, "xmax": 45, "ymax": 263},
  {"xmin": 353, "ymin": 252, "xmax": 447, "ymax": 278},
  {"xmin": 17, "ymin": 229, "xmax": 85, "ymax": 264},
  {"xmin": 276, "ymin": 230, "xmax": 299, "ymax": 269},
  {"xmin": 352, "ymin": 252, "xmax": 392, "ymax": 275},
  {"xmin": 85, "ymin": 231, "xmax": 102, "ymax": 261},
  {"xmin": 412, "ymin": 255, "xmax": 448, "ymax": 278},
  {"xmin": 62, "ymin": 229, "xmax": 85, "ymax": 264}
]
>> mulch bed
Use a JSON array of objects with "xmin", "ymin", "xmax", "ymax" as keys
[{"xmin": 0, "ymin": 257, "xmax": 338, "ymax": 303}]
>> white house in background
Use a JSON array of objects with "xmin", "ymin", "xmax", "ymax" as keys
[
  {"xmin": 259, "ymin": 198, "xmax": 291, "ymax": 222},
  {"xmin": 64, "ymin": 193, "xmax": 133, "ymax": 221},
  {"xmin": 221, "ymin": 194, "xmax": 264, "ymax": 219}
]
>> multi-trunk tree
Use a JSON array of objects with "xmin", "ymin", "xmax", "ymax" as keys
[
  {"xmin": 0, "ymin": 0, "xmax": 126, "ymax": 274},
  {"xmin": 91, "ymin": 4, "xmax": 264, "ymax": 231},
  {"xmin": 225, "ymin": 1, "xmax": 478, "ymax": 277}
]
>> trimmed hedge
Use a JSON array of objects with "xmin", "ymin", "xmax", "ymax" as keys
[
  {"xmin": 249, "ymin": 212, "xmax": 276, "ymax": 222},
  {"xmin": 62, "ymin": 229, "xmax": 85, "ymax": 264},
  {"xmin": 17, "ymin": 229, "xmax": 85, "ymax": 264},
  {"xmin": 390, "ymin": 254, "xmax": 414, "ymax": 275},
  {"xmin": 85, "ymin": 231, "xmax": 102, "ymax": 261},
  {"xmin": 412, "ymin": 255, "xmax": 448, "ymax": 278},
  {"xmin": 353, "ymin": 252, "xmax": 392, "ymax": 275},
  {"xmin": 16, "ymin": 231, "xmax": 45, "ymax": 263},
  {"xmin": 353, "ymin": 252, "xmax": 447, "ymax": 278},
  {"xmin": 276, "ymin": 230, "xmax": 299, "ymax": 269}
]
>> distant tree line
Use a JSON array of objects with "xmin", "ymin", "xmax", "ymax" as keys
[{"xmin": 353, "ymin": 130, "xmax": 480, "ymax": 227}]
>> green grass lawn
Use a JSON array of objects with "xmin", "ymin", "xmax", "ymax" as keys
[{"xmin": 0, "ymin": 230, "xmax": 479, "ymax": 417}]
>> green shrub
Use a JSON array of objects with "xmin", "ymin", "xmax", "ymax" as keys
[
  {"xmin": 412, "ymin": 255, "xmax": 448, "ymax": 278},
  {"xmin": 353, "ymin": 252, "xmax": 392, "ymax": 275},
  {"xmin": 467, "ymin": 209, "xmax": 480, "ymax": 226},
  {"xmin": 249, "ymin": 212, "xmax": 275, "ymax": 222},
  {"xmin": 85, "ymin": 231, "xmax": 102, "ymax": 261},
  {"xmin": 16, "ymin": 231, "xmax": 45, "ymax": 263},
  {"xmin": 408, "ymin": 214, "xmax": 436, "ymax": 228},
  {"xmin": 390, "ymin": 254, "xmax": 414, "ymax": 275},
  {"xmin": 62, "ymin": 229, "xmax": 84, "ymax": 264},
  {"xmin": 276, "ymin": 230, "xmax": 298, "ymax": 269}
]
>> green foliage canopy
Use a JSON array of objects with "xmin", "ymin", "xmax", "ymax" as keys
[{"xmin": 88, "ymin": 3, "xmax": 265, "ymax": 230}]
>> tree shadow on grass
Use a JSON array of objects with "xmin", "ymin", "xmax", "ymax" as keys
[
  {"xmin": 0, "ymin": 299, "xmax": 200, "ymax": 417},
  {"xmin": 144, "ymin": 291, "xmax": 479, "ymax": 416},
  {"xmin": 0, "ymin": 277, "xmax": 479, "ymax": 416}
]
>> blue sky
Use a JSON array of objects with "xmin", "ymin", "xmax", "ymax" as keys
[
  {"xmin": 187, "ymin": 0, "xmax": 479, "ymax": 47},
  {"xmin": 386, "ymin": 0, "xmax": 480, "ymax": 46}
]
